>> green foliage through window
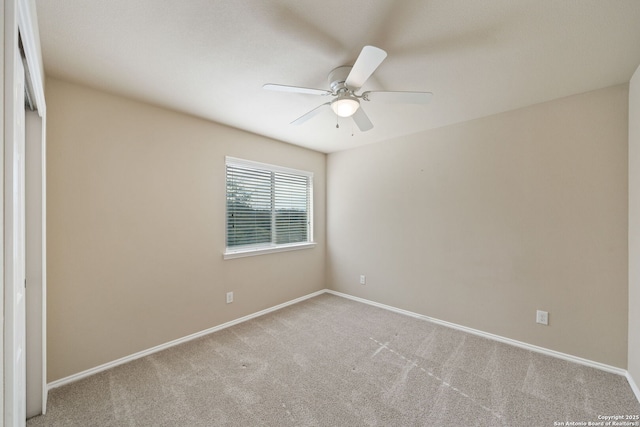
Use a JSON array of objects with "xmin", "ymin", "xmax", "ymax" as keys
[{"xmin": 226, "ymin": 158, "xmax": 312, "ymax": 250}]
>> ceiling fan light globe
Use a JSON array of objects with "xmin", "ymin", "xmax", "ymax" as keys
[{"xmin": 331, "ymin": 98, "xmax": 360, "ymax": 118}]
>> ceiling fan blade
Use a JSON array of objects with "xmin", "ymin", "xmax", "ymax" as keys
[
  {"xmin": 263, "ymin": 84, "xmax": 331, "ymax": 96},
  {"xmin": 290, "ymin": 102, "xmax": 331, "ymax": 126},
  {"xmin": 352, "ymin": 107, "xmax": 374, "ymax": 132},
  {"xmin": 345, "ymin": 46, "xmax": 387, "ymax": 90},
  {"xmin": 363, "ymin": 91, "xmax": 433, "ymax": 104}
]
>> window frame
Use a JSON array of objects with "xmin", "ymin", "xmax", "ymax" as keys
[{"xmin": 224, "ymin": 156, "xmax": 315, "ymax": 260}]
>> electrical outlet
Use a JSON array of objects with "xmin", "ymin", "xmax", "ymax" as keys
[
  {"xmin": 360, "ymin": 275, "xmax": 366, "ymax": 285},
  {"xmin": 226, "ymin": 292, "xmax": 234, "ymax": 304},
  {"xmin": 536, "ymin": 310, "xmax": 548, "ymax": 325}
]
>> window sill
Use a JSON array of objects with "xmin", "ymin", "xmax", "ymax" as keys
[{"xmin": 223, "ymin": 242, "xmax": 316, "ymax": 260}]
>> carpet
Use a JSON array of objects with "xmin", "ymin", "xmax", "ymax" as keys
[{"xmin": 27, "ymin": 293, "xmax": 640, "ymax": 426}]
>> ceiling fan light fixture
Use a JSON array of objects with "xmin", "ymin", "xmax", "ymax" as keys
[{"xmin": 331, "ymin": 96, "xmax": 360, "ymax": 117}]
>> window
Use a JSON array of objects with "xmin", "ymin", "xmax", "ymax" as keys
[{"xmin": 224, "ymin": 157, "xmax": 314, "ymax": 259}]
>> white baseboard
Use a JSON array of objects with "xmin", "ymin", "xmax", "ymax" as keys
[
  {"xmin": 48, "ymin": 287, "xmax": 636, "ymax": 404},
  {"xmin": 48, "ymin": 289, "xmax": 326, "ymax": 390},
  {"xmin": 325, "ymin": 290, "xmax": 629, "ymax": 377},
  {"xmin": 627, "ymin": 371, "xmax": 640, "ymax": 404}
]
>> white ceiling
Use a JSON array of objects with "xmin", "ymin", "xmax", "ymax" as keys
[{"xmin": 34, "ymin": 0, "xmax": 640, "ymax": 153}]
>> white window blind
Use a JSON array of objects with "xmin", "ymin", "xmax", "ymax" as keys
[{"xmin": 225, "ymin": 157, "xmax": 313, "ymax": 257}]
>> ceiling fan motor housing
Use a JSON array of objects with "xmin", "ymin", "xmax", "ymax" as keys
[
  {"xmin": 328, "ymin": 66, "xmax": 361, "ymax": 117},
  {"xmin": 328, "ymin": 66, "xmax": 353, "ymax": 93}
]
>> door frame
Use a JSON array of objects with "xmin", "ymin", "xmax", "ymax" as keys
[
  {"xmin": 5, "ymin": 43, "xmax": 26, "ymax": 424},
  {"xmin": 3, "ymin": 0, "xmax": 47, "ymax": 422}
]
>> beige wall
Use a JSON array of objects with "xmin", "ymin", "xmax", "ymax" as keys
[
  {"xmin": 327, "ymin": 85, "xmax": 629, "ymax": 368},
  {"xmin": 629, "ymin": 66, "xmax": 640, "ymax": 390},
  {"xmin": 46, "ymin": 78, "xmax": 326, "ymax": 382},
  {"xmin": 46, "ymin": 75, "xmax": 632, "ymax": 381}
]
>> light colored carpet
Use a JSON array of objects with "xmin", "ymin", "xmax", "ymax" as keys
[{"xmin": 28, "ymin": 293, "xmax": 640, "ymax": 426}]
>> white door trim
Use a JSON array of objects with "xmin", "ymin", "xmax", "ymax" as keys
[
  {"xmin": 0, "ymin": 0, "xmax": 6, "ymax": 420},
  {"xmin": 3, "ymin": 0, "xmax": 47, "ymax": 422},
  {"xmin": 4, "ymin": 18, "xmax": 27, "ymax": 425},
  {"xmin": 17, "ymin": 0, "xmax": 44, "ymax": 116},
  {"xmin": 16, "ymin": 0, "xmax": 47, "ymax": 417}
]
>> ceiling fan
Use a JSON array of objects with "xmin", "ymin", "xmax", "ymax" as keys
[{"xmin": 263, "ymin": 45, "xmax": 433, "ymax": 132}]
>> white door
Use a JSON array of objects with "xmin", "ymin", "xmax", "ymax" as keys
[{"xmin": 5, "ymin": 42, "xmax": 27, "ymax": 426}]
